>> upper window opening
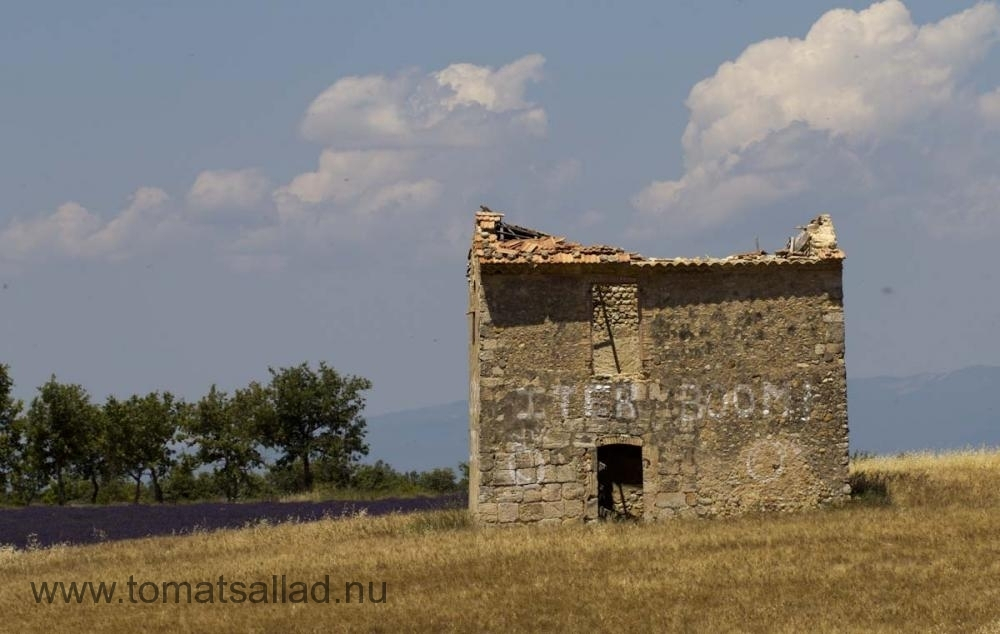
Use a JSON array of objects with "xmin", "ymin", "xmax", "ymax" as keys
[{"xmin": 591, "ymin": 283, "xmax": 640, "ymax": 375}]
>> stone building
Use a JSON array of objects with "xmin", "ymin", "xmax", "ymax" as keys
[{"xmin": 467, "ymin": 209, "xmax": 849, "ymax": 525}]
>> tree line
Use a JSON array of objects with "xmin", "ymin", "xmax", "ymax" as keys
[{"xmin": 0, "ymin": 362, "xmax": 463, "ymax": 505}]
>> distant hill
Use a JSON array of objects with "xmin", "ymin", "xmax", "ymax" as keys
[
  {"xmin": 848, "ymin": 365, "xmax": 1000, "ymax": 455},
  {"xmin": 364, "ymin": 400, "xmax": 468, "ymax": 472},
  {"xmin": 363, "ymin": 366, "xmax": 1000, "ymax": 470}
]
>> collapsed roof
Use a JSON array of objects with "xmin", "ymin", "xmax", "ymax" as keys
[{"xmin": 470, "ymin": 208, "xmax": 844, "ymax": 268}]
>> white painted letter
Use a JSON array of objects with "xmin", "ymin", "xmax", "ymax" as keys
[
  {"xmin": 678, "ymin": 383, "xmax": 705, "ymax": 423},
  {"xmin": 514, "ymin": 387, "xmax": 546, "ymax": 421},
  {"xmin": 762, "ymin": 382, "xmax": 790, "ymax": 419},
  {"xmin": 614, "ymin": 383, "xmax": 637, "ymax": 420},
  {"xmin": 732, "ymin": 384, "xmax": 755, "ymax": 419},
  {"xmin": 584, "ymin": 383, "xmax": 612, "ymax": 418},
  {"xmin": 553, "ymin": 385, "xmax": 574, "ymax": 419}
]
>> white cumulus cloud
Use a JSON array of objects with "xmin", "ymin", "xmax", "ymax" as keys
[
  {"xmin": 279, "ymin": 149, "xmax": 421, "ymax": 208},
  {"xmin": 979, "ymin": 87, "xmax": 1000, "ymax": 126},
  {"xmin": 0, "ymin": 187, "xmax": 186, "ymax": 260},
  {"xmin": 0, "ymin": 202, "xmax": 101, "ymax": 259},
  {"xmin": 3, "ymin": 53, "xmax": 551, "ymax": 270},
  {"xmin": 633, "ymin": 0, "xmax": 1000, "ymax": 231},
  {"xmin": 267, "ymin": 149, "xmax": 443, "ymax": 243},
  {"xmin": 239, "ymin": 54, "xmax": 549, "ymax": 264},
  {"xmin": 434, "ymin": 54, "xmax": 545, "ymax": 112},
  {"xmin": 299, "ymin": 54, "xmax": 546, "ymax": 148},
  {"xmin": 187, "ymin": 168, "xmax": 270, "ymax": 212}
]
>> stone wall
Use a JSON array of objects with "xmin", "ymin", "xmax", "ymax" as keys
[{"xmin": 469, "ymin": 261, "xmax": 849, "ymax": 525}]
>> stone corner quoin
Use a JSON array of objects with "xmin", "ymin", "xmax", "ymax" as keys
[{"xmin": 466, "ymin": 208, "xmax": 849, "ymax": 525}]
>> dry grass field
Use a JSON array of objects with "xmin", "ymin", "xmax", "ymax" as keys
[{"xmin": 4, "ymin": 450, "xmax": 1000, "ymax": 633}]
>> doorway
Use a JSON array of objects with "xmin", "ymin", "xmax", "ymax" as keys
[{"xmin": 597, "ymin": 443, "xmax": 644, "ymax": 521}]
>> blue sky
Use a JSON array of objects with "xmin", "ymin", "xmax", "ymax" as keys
[{"xmin": 2, "ymin": 0, "xmax": 999, "ymax": 415}]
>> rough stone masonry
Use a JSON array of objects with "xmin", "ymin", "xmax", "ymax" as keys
[{"xmin": 467, "ymin": 209, "xmax": 849, "ymax": 525}]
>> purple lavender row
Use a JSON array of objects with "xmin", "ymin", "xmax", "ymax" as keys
[{"xmin": 0, "ymin": 494, "xmax": 466, "ymax": 549}]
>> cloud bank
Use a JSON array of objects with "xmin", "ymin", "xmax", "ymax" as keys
[{"xmin": 0, "ymin": 54, "xmax": 549, "ymax": 268}]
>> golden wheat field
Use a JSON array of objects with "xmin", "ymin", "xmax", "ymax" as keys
[{"xmin": 4, "ymin": 450, "xmax": 1000, "ymax": 633}]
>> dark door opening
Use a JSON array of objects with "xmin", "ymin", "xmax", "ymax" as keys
[{"xmin": 597, "ymin": 444, "xmax": 643, "ymax": 521}]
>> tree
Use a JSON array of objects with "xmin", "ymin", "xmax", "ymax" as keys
[
  {"xmin": 418, "ymin": 467, "xmax": 460, "ymax": 493},
  {"xmin": 351, "ymin": 460, "xmax": 406, "ymax": 492},
  {"xmin": 24, "ymin": 376, "xmax": 102, "ymax": 505},
  {"xmin": 162, "ymin": 454, "xmax": 215, "ymax": 502},
  {"xmin": 104, "ymin": 392, "xmax": 184, "ymax": 503},
  {"xmin": 258, "ymin": 362, "xmax": 371, "ymax": 491},
  {"xmin": 74, "ymin": 407, "xmax": 111, "ymax": 504},
  {"xmin": 0, "ymin": 364, "xmax": 19, "ymax": 429},
  {"xmin": 185, "ymin": 384, "xmax": 265, "ymax": 501},
  {"xmin": 0, "ymin": 416, "xmax": 46, "ymax": 505},
  {"xmin": 0, "ymin": 365, "xmax": 21, "ymax": 491},
  {"xmin": 0, "ymin": 364, "xmax": 37, "ymax": 504}
]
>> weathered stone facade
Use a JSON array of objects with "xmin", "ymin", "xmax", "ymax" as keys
[{"xmin": 467, "ymin": 210, "xmax": 849, "ymax": 524}]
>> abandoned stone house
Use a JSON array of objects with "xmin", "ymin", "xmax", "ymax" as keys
[{"xmin": 467, "ymin": 209, "xmax": 849, "ymax": 525}]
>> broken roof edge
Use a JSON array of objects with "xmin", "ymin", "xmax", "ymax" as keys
[{"xmin": 470, "ymin": 207, "xmax": 845, "ymax": 266}]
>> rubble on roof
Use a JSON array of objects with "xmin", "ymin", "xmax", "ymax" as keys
[
  {"xmin": 472, "ymin": 210, "xmax": 642, "ymax": 264},
  {"xmin": 470, "ymin": 208, "xmax": 844, "ymax": 267},
  {"xmin": 779, "ymin": 214, "xmax": 839, "ymax": 258}
]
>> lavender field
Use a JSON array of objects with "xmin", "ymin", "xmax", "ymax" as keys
[{"xmin": 0, "ymin": 494, "xmax": 465, "ymax": 549}]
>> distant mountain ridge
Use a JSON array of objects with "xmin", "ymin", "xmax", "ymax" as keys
[
  {"xmin": 364, "ymin": 366, "xmax": 1000, "ymax": 470},
  {"xmin": 847, "ymin": 365, "xmax": 1000, "ymax": 454},
  {"xmin": 364, "ymin": 400, "xmax": 468, "ymax": 472}
]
